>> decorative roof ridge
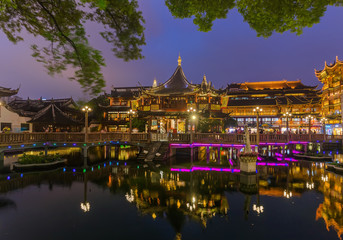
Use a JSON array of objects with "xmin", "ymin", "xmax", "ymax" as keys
[
  {"xmin": 29, "ymin": 103, "xmax": 78, "ymax": 123},
  {"xmin": 315, "ymin": 56, "xmax": 343, "ymax": 74}
]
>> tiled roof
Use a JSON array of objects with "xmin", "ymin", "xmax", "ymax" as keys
[
  {"xmin": 28, "ymin": 103, "xmax": 81, "ymax": 125},
  {"xmin": 148, "ymin": 66, "xmax": 196, "ymax": 95}
]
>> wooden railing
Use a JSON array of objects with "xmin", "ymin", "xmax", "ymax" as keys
[{"xmin": 0, "ymin": 132, "xmax": 341, "ymax": 145}]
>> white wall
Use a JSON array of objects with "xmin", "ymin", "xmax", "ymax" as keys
[{"xmin": 0, "ymin": 105, "xmax": 32, "ymax": 132}]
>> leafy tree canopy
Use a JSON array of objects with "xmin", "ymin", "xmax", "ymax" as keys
[
  {"xmin": 0, "ymin": 0, "xmax": 145, "ymax": 95},
  {"xmin": 165, "ymin": 0, "xmax": 343, "ymax": 37}
]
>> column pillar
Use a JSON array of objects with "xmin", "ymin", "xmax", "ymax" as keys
[
  {"xmin": 82, "ymin": 146, "xmax": 89, "ymax": 168},
  {"xmin": 44, "ymin": 144, "xmax": 48, "ymax": 156},
  {"xmin": 191, "ymin": 146, "xmax": 194, "ymax": 166},
  {"xmin": 217, "ymin": 147, "xmax": 221, "ymax": 164},
  {"xmin": 0, "ymin": 151, "xmax": 4, "ymax": 169},
  {"xmin": 206, "ymin": 146, "xmax": 210, "ymax": 164}
]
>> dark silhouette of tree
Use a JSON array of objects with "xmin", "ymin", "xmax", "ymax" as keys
[
  {"xmin": 0, "ymin": 0, "xmax": 145, "ymax": 95},
  {"xmin": 165, "ymin": 0, "xmax": 343, "ymax": 37},
  {"xmin": 165, "ymin": 0, "xmax": 235, "ymax": 32}
]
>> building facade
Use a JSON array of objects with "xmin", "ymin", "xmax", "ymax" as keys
[
  {"xmin": 105, "ymin": 55, "xmax": 326, "ymax": 134},
  {"xmin": 315, "ymin": 56, "xmax": 343, "ymax": 135}
]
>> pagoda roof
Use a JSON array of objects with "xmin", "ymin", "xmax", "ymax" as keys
[
  {"xmin": 8, "ymin": 98, "xmax": 77, "ymax": 117},
  {"xmin": 235, "ymin": 80, "xmax": 316, "ymax": 91},
  {"xmin": 227, "ymin": 98, "xmax": 277, "ymax": 106},
  {"xmin": 28, "ymin": 103, "xmax": 81, "ymax": 125},
  {"xmin": 276, "ymin": 96, "xmax": 321, "ymax": 105},
  {"xmin": 143, "ymin": 56, "xmax": 197, "ymax": 96},
  {"xmin": 315, "ymin": 56, "xmax": 343, "ymax": 79},
  {"xmin": 147, "ymin": 66, "xmax": 196, "ymax": 95},
  {"xmin": 0, "ymin": 86, "xmax": 19, "ymax": 97},
  {"xmin": 227, "ymin": 95, "xmax": 320, "ymax": 107}
]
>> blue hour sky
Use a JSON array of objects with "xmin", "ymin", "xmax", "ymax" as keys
[{"xmin": 1, "ymin": 1, "xmax": 343, "ymax": 100}]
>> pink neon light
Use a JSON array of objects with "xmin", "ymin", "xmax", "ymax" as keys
[
  {"xmin": 257, "ymin": 156, "xmax": 262, "ymax": 161},
  {"xmin": 292, "ymin": 150, "xmax": 302, "ymax": 154},
  {"xmin": 257, "ymin": 162, "xmax": 288, "ymax": 166},
  {"xmin": 229, "ymin": 159, "xmax": 234, "ymax": 165},
  {"xmin": 289, "ymin": 141, "xmax": 309, "ymax": 144},
  {"xmin": 275, "ymin": 153, "xmax": 283, "ymax": 157},
  {"xmin": 284, "ymin": 157, "xmax": 298, "ymax": 162},
  {"xmin": 170, "ymin": 166, "xmax": 240, "ymax": 173},
  {"xmin": 259, "ymin": 143, "xmax": 286, "ymax": 146}
]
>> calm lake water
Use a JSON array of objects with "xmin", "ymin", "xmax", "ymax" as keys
[{"xmin": 0, "ymin": 148, "xmax": 342, "ymax": 240}]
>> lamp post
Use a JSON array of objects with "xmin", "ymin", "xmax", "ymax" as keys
[
  {"xmin": 253, "ymin": 107, "xmax": 263, "ymax": 145},
  {"xmin": 306, "ymin": 115, "xmax": 314, "ymax": 142},
  {"xmin": 82, "ymin": 106, "xmax": 92, "ymax": 143},
  {"xmin": 127, "ymin": 109, "xmax": 136, "ymax": 141},
  {"xmin": 283, "ymin": 112, "xmax": 292, "ymax": 142},
  {"xmin": 321, "ymin": 117, "xmax": 327, "ymax": 140},
  {"xmin": 306, "ymin": 115, "xmax": 314, "ymax": 134},
  {"xmin": 187, "ymin": 107, "xmax": 197, "ymax": 143}
]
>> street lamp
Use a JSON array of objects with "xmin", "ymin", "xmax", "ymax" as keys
[
  {"xmin": 306, "ymin": 115, "xmax": 314, "ymax": 134},
  {"xmin": 321, "ymin": 117, "xmax": 327, "ymax": 140},
  {"xmin": 253, "ymin": 107, "xmax": 263, "ymax": 145},
  {"xmin": 283, "ymin": 112, "xmax": 292, "ymax": 134},
  {"xmin": 127, "ymin": 109, "xmax": 136, "ymax": 140},
  {"xmin": 82, "ymin": 106, "xmax": 92, "ymax": 143},
  {"xmin": 187, "ymin": 106, "xmax": 197, "ymax": 143}
]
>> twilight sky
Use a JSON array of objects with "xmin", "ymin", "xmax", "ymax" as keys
[{"xmin": 1, "ymin": 1, "xmax": 343, "ymax": 100}]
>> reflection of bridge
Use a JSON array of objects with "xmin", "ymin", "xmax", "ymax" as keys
[{"xmin": 0, "ymin": 132, "xmax": 342, "ymax": 145}]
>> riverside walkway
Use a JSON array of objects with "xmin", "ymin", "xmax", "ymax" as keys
[{"xmin": 0, "ymin": 132, "xmax": 341, "ymax": 146}]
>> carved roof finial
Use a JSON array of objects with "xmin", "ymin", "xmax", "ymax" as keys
[
  {"xmin": 178, "ymin": 53, "xmax": 182, "ymax": 66},
  {"xmin": 202, "ymin": 74, "xmax": 207, "ymax": 85}
]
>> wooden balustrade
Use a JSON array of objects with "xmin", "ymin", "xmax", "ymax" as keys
[{"xmin": 0, "ymin": 132, "xmax": 341, "ymax": 145}]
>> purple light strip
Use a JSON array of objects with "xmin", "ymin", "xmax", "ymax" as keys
[
  {"xmin": 289, "ymin": 141, "xmax": 309, "ymax": 144},
  {"xmin": 275, "ymin": 153, "xmax": 283, "ymax": 157},
  {"xmin": 170, "ymin": 166, "xmax": 240, "ymax": 173},
  {"xmin": 292, "ymin": 150, "xmax": 302, "ymax": 154},
  {"xmin": 229, "ymin": 159, "xmax": 234, "ymax": 165},
  {"xmin": 257, "ymin": 156, "xmax": 262, "ymax": 161},
  {"xmin": 259, "ymin": 143, "xmax": 286, "ymax": 146},
  {"xmin": 257, "ymin": 162, "xmax": 288, "ymax": 166}
]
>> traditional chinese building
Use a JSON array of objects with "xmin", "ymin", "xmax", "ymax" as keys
[
  {"xmin": 315, "ymin": 56, "xmax": 343, "ymax": 135},
  {"xmin": 8, "ymin": 98, "xmax": 83, "ymax": 132},
  {"xmin": 106, "ymin": 55, "xmax": 224, "ymax": 133},
  {"xmin": 105, "ymin": 55, "xmax": 323, "ymax": 134},
  {"xmin": 223, "ymin": 80, "xmax": 321, "ymax": 132}
]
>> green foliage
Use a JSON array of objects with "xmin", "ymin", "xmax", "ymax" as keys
[
  {"xmin": 198, "ymin": 118, "xmax": 222, "ymax": 133},
  {"xmin": 223, "ymin": 117, "xmax": 237, "ymax": 128},
  {"xmin": 165, "ymin": 0, "xmax": 343, "ymax": 37},
  {"xmin": 18, "ymin": 152, "xmax": 62, "ymax": 164},
  {"xmin": 0, "ymin": 0, "xmax": 145, "ymax": 95},
  {"xmin": 165, "ymin": 0, "xmax": 235, "ymax": 32},
  {"xmin": 127, "ymin": 117, "xmax": 147, "ymax": 132},
  {"xmin": 86, "ymin": 94, "xmax": 110, "ymax": 122}
]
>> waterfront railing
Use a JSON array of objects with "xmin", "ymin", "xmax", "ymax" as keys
[{"xmin": 0, "ymin": 132, "xmax": 341, "ymax": 145}]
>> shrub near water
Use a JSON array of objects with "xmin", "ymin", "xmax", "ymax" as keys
[{"xmin": 18, "ymin": 152, "xmax": 61, "ymax": 164}]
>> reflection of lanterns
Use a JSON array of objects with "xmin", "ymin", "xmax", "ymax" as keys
[
  {"xmin": 321, "ymin": 175, "xmax": 329, "ymax": 182},
  {"xmin": 306, "ymin": 182, "xmax": 315, "ymax": 189},
  {"xmin": 283, "ymin": 190, "xmax": 293, "ymax": 198},
  {"xmin": 253, "ymin": 204, "xmax": 264, "ymax": 215},
  {"xmin": 80, "ymin": 202, "xmax": 90, "ymax": 212}
]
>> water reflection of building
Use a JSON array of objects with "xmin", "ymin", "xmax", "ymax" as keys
[
  {"xmin": 1, "ymin": 159, "xmax": 343, "ymax": 238},
  {"xmin": 316, "ymin": 171, "xmax": 343, "ymax": 239}
]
